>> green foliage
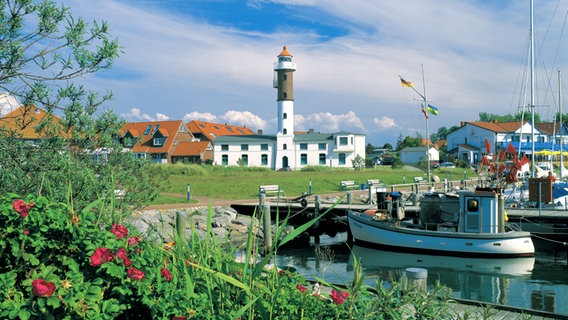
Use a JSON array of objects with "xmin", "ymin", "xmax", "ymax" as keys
[
  {"xmin": 300, "ymin": 165, "xmax": 332, "ymax": 172},
  {"xmin": 351, "ymin": 154, "xmax": 365, "ymax": 170},
  {"xmin": 0, "ymin": 0, "xmax": 161, "ymax": 213}
]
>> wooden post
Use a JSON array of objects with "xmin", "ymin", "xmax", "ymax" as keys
[
  {"xmin": 176, "ymin": 211, "xmax": 187, "ymax": 245},
  {"xmin": 314, "ymin": 195, "xmax": 320, "ymax": 244},
  {"xmin": 498, "ymin": 193, "xmax": 505, "ymax": 233},
  {"xmin": 259, "ymin": 193, "xmax": 272, "ymax": 253},
  {"xmin": 405, "ymin": 267, "xmax": 427, "ymax": 292}
]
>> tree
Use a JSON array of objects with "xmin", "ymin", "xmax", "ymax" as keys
[
  {"xmin": 0, "ymin": 0, "xmax": 161, "ymax": 214},
  {"xmin": 395, "ymin": 133, "xmax": 423, "ymax": 151},
  {"xmin": 478, "ymin": 111, "xmax": 541, "ymax": 123}
]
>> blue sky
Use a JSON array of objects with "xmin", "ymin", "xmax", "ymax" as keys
[{"xmin": 4, "ymin": 0, "xmax": 568, "ymax": 145}]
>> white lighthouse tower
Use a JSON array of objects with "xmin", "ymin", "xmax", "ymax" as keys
[{"xmin": 273, "ymin": 45, "xmax": 297, "ymax": 170}]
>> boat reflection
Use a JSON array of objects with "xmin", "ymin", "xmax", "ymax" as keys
[{"xmin": 349, "ymin": 245, "xmax": 536, "ymax": 306}]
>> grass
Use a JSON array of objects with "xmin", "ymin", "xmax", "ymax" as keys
[{"xmin": 151, "ymin": 164, "xmax": 476, "ymax": 203}]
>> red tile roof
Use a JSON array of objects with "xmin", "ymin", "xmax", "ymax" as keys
[
  {"xmin": 0, "ymin": 106, "xmax": 68, "ymax": 139},
  {"xmin": 172, "ymin": 141, "xmax": 210, "ymax": 156},
  {"xmin": 186, "ymin": 120, "xmax": 253, "ymax": 141},
  {"xmin": 466, "ymin": 121, "xmax": 527, "ymax": 133},
  {"xmin": 122, "ymin": 120, "xmax": 194, "ymax": 154}
]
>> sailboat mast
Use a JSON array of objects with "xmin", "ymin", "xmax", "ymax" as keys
[
  {"xmin": 530, "ymin": 0, "xmax": 536, "ymax": 178},
  {"xmin": 560, "ymin": 70, "xmax": 564, "ymax": 179}
]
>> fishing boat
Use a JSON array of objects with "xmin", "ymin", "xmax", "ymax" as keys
[{"xmin": 347, "ymin": 187, "xmax": 535, "ymax": 258}]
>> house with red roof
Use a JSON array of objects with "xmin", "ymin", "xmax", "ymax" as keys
[
  {"xmin": 447, "ymin": 120, "xmax": 568, "ymax": 165},
  {"xmin": 121, "ymin": 120, "xmax": 212, "ymax": 164},
  {"xmin": 0, "ymin": 106, "xmax": 69, "ymax": 143},
  {"xmin": 186, "ymin": 120, "xmax": 254, "ymax": 143}
]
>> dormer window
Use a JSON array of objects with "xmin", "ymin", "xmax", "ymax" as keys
[{"xmin": 153, "ymin": 137, "xmax": 165, "ymax": 146}]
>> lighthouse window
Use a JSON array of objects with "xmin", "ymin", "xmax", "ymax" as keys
[
  {"xmin": 283, "ymin": 144, "xmax": 287, "ymax": 150},
  {"xmin": 282, "ymin": 74, "xmax": 287, "ymax": 80},
  {"xmin": 283, "ymin": 92, "xmax": 287, "ymax": 98},
  {"xmin": 283, "ymin": 129, "xmax": 287, "ymax": 134},
  {"xmin": 283, "ymin": 113, "xmax": 287, "ymax": 119}
]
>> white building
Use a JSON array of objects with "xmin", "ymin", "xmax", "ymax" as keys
[
  {"xmin": 399, "ymin": 146, "xmax": 439, "ymax": 164},
  {"xmin": 213, "ymin": 46, "xmax": 365, "ymax": 170}
]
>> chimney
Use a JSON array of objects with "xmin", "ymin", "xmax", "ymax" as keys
[
  {"xmin": 460, "ymin": 121, "xmax": 465, "ymax": 127},
  {"xmin": 309, "ymin": 128, "xmax": 314, "ymax": 133},
  {"xmin": 492, "ymin": 119, "xmax": 498, "ymax": 124},
  {"xmin": 257, "ymin": 129, "xmax": 263, "ymax": 134}
]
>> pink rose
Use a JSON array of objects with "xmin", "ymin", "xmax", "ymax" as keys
[
  {"xmin": 161, "ymin": 267, "xmax": 172, "ymax": 282},
  {"xmin": 296, "ymin": 284, "xmax": 307, "ymax": 293},
  {"xmin": 116, "ymin": 248, "xmax": 132, "ymax": 267},
  {"xmin": 13, "ymin": 199, "xmax": 34, "ymax": 218},
  {"xmin": 127, "ymin": 267, "xmax": 144, "ymax": 281},
  {"xmin": 330, "ymin": 289, "xmax": 349, "ymax": 305},
  {"xmin": 32, "ymin": 279, "xmax": 56, "ymax": 297},
  {"xmin": 110, "ymin": 224, "xmax": 129, "ymax": 239},
  {"xmin": 90, "ymin": 247, "xmax": 114, "ymax": 267},
  {"xmin": 127, "ymin": 236, "xmax": 142, "ymax": 246}
]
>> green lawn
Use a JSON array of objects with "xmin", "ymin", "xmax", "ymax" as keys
[{"xmin": 152, "ymin": 164, "xmax": 475, "ymax": 203}]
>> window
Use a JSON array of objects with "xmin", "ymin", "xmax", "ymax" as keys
[
  {"xmin": 221, "ymin": 144, "xmax": 229, "ymax": 151},
  {"xmin": 152, "ymin": 124, "xmax": 160, "ymax": 135},
  {"xmin": 283, "ymin": 92, "xmax": 287, "ymax": 99},
  {"xmin": 301, "ymin": 153, "xmax": 307, "ymax": 165},
  {"xmin": 300, "ymin": 143, "xmax": 307, "ymax": 150},
  {"xmin": 241, "ymin": 154, "xmax": 248, "ymax": 166},
  {"xmin": 261, "ymin": 144, "xmax": 268, "ymax": 150},
  {"xmin": 222, "ymin": 155, "xmax": 228, "ymax": 166},
  {"xmin": 339, "ymin": 153, "xmax": 346, "ymax": 165},
  {"xmin": 283, "ymin": 144, "xmax": 287, "ymax": 150},
  {"xmin": 467, "ymin": 199, "xmax": 479, "ymax": 212},
  {"xmin": 282, "ymin": 74, "xmax": 287, "ymax": 81},
  {"xmin": 283, "ymin": 113, "xmax": 287, "ymax": 119},
  {"xmin": 261, "ymin": 154, "xmax": 268, "ymax": 166},
  {"xmin": 153, "ymin": 138, "xmax": 165, "ymax": 146},
  {"xmin": 319, "ymin": 153, "xmax": 326, "ymax": 165},
  {"xmin": 283, "ymin": 129, "xmax": 287, "ymax": 134},
  {"xmin": 339, "ymin": 137, "xmax": 348, "ymax": 146},
  {"xmin": 318, "ymin": 143, "xmax": 326, "ymax": 150},
  {"xmin": 143, "ymin": 125, "xmax": 152, "ymax": 135},
  {"xmin": 241, "ymin": 144, "xmax": 249, "ymax": 151}
]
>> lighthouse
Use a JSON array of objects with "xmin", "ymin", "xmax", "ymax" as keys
[{"xmin": 273, "ymin": 45, "xmax": 297, "ymax": 170}]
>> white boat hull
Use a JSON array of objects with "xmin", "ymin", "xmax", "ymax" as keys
[{"xmin": 348, "ymin": 211, "xmax": 535, "ymax": 258}]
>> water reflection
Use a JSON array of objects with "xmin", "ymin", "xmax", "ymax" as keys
[{"xmin": 276, "ymin": 235, "xmax": 568, "ymax": 316}]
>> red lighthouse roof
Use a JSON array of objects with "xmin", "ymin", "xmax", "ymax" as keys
[{"xmin": 278, "ymin": 45, "xmax": 292, "ymax": 57}]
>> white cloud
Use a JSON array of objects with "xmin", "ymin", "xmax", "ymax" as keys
[
  {"xmin": 182, "ymin": 112, "xmax": 217, "ymax": 123},
  {"xmin": 373, "ymin": 116, "xmax": 401, "ymax": 131},
  {"xmin": 122, "ymin": 108, "xmax": 167, "ymax": 122},
  {"xmin": 295, "ymin": 111, "xmax": 365, "ymax": 133},
  {"xmin": 219, "ymin": 110, "xmax": 266, "ymax": 131}
]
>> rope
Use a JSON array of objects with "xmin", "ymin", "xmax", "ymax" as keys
[{"xmin": 517, "ymin": 217, "xmax": 568, "ymax": 245}]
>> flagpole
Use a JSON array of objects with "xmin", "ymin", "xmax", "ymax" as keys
[{"xmin": 421, "ymin": 64, "xmax": 431, "ymax": 182}]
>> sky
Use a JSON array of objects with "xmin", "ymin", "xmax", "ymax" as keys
[{"xmin": 4, "ymin": 0, "xmax": 568, "ymax": 146}]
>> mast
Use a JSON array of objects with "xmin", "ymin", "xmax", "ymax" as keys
[
  {"xmin": 530, "ymin": 0, "xmax": 536, "ymax": 178},
  {"xmin": 422, "ymin": 64, "xmax": 431, "ymax": 182},
  {"xmin": 560, "ymin": 70, "xmax": 564, "ymax": 179}
]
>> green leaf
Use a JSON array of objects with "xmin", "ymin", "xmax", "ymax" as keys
[{"xmin": 18, "ymin": 309, "xmax": 31, "ymax": 320}]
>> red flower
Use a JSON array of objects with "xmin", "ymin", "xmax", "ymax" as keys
[
  {"xmin": 12, "ymin": 199, "xmax": 34, "ymax": 218},
  {"xmin": 32, "ymin": 279, "xmax": 56, "ymax": 297},
  {"xmin": 110, "ymin": 224, "xmax": 129, "ymax": 239},
  {"xmin": 116, "ymin": 248, "xmax": 132, "ymax": 267},
  {"xmin": 172, "ymin": 316, "xmax": 187, "ymax": 320},
  {"xmin": 127, "ymin": 236, "xmax": 142, "ymax": 246},
  {"xmin": 90, "ymin": 247, "xmax": 114, "ymax": 267},
  {"xmin": 23, "ymin": 230, "xmax": 29, "ymax": 235},
  {"xmin": 161, "ymin": 267, "xmax": 173, "ymax": 282},
  {"xmin": 127, "ymin": 267, "xmax": 145, "ymax": 281},
  {"xmin": 330, "ymin": 289, "xmax": 349, "ymax": 305},
  {"xmin": 296, "ymin": 284, "xmax": 307, "ymax": 293}
]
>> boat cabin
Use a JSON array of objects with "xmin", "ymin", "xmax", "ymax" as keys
[{"xmin": 420, "ymin": 189, "xmax": 505, "ymax": 234}]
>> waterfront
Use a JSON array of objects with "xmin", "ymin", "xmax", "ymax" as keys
[{"xmin": 276, "ymin": 234, "xmax": 568, "ymax": 316}]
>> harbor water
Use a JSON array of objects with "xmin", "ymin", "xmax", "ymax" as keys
[{"xmin": 276, "ymin": 233, "xmax": 568, "ymax": 316}]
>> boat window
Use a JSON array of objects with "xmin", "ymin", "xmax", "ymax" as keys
[{"xmin": 467, "ymin": 199, "xmax": 478, "ymax": 212}]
